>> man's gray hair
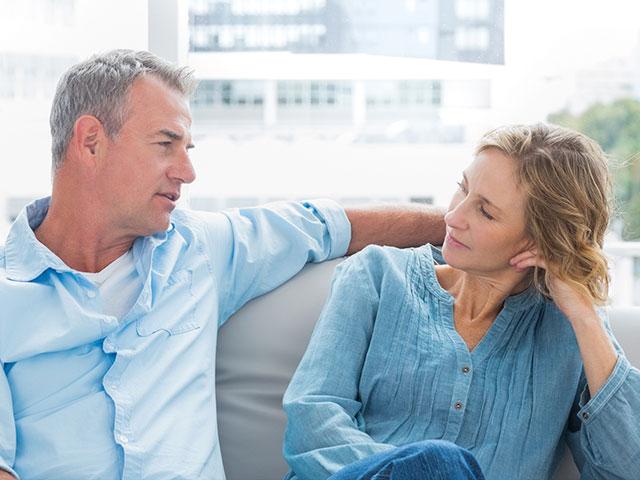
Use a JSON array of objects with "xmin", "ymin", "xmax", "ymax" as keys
[{"xmin": 50, "ymin": 49, "xmax": 197, "ymax": 171}]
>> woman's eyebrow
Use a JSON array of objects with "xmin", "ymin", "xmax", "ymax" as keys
[{"xmin": 462, "ymin": 172, "xmax": 504, "ymax": 214}]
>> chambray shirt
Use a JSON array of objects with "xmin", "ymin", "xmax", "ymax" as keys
[
  {"xmin": 284, "ymin": 245, "xmax": 640, "ymax": 480},
  {"xmin": 0, "ymin": 197, "xmax": 350, "ymax": 480}
]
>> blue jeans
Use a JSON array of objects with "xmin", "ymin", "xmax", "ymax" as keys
[{"xmin": 327, "ymin": 440, "xmax": 485, "ymax": 480}]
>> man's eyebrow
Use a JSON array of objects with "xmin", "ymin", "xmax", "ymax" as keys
[
  {"xmin": 156, "ymin": 129, "xmax": 195, "ymax": 148},
  {"xmin": 462, "ymin": 172, "xmax": 504, "ymax": 213},
  {"xmin": 158, "ymin": 129, "xmax": 183, "ymax": 141}
]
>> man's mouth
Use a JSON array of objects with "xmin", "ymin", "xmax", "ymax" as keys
[{"xmin": 158, "ymin": 192, "xmax": 180, "ymax": 202}]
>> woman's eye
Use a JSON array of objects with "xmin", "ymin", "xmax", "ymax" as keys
[
  {"xmin": 480, "ymin": 206, "xmax": 494, "ymax": 220},
  {"xmin": 456, "ymin": 181, "xmax": 467, "ymax": 193}
]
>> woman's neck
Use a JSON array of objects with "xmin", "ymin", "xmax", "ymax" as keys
[{"xmin": 435, "ymin": 264, "xmax": 530, "ymax": 323}]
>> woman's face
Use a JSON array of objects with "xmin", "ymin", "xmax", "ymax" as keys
[{"xmin": 442, "ymin": 147, "xmax": 532, "ymax": 276}]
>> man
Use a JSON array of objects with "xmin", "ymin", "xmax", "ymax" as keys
[{"xmin": 0, "ymin": 50, "xmax": 445, "ymax": 479}]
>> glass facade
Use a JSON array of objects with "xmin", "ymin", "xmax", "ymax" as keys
[{"xmin": 188, "ymin": 0, "xmax": 504, "ymax": 64}]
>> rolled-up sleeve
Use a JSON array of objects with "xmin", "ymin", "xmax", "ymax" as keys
[
  {"xmin": 195, "ymin": 199, "xmax": 351, "ymax": 324},
  {"xmin": 0, "ymin": 362, "xmax": 18, "ymax": 479},
  {"xmin": 283, "ymin": 249, "xmax": 394, "ymax": 480},
  {"xmin": 566, "ymin": 313, "xmax": 640, "ymax": 478}
]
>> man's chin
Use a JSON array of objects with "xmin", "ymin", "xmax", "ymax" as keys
[{"xmin": 141, "ymin": 215, "xmax": 172, "ymax": 237}]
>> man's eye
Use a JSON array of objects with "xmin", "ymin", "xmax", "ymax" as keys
[{"xmin": 158, "ymin": 142, "xmax": 172, "ymax": 147}]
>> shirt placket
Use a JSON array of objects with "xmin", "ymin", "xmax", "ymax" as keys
[
  {"xmin": 100, "ymin": 284, "xmax": 152, "ymax": 480},
  {"xmin": 443, "ymin": 330, "xmax": 474, "ymax": 441}
]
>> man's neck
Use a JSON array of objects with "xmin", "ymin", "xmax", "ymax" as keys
[{"xmin": 34, "ymin": 195, "xmax": 135, "ymax": 273}]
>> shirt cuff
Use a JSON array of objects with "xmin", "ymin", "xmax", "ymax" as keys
[
  {"xmin": 0, "ymin": 463, "xmax": 18, "ymax": 479},
  {"xmin": 577, "ymin": 354, "xmax": 631, "ymax": 425},
  {"xmin": 303, "ymin": 199, "xmax": 351, "ymax": 259}
]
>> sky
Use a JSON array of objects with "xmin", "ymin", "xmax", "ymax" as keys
[{"xmin": 505, "ymin": 0, "xmax": 640, "ymax": 70}]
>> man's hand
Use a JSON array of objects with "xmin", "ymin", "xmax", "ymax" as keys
[{"xmin": 345, "ymin": 204, "xmax": 446, "ymax": 255}]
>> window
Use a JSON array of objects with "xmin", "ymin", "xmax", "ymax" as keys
[
  {"xmin": 455, "ymin": 26, "xmax": 490, "ymax": 50},
  {"xmin": 455, "ymin": 0, "xmax": 490, "ymax": 20}
]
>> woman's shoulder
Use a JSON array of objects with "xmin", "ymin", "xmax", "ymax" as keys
[
  {"xmin": 339, "ymin": 244, "xmax": 439, "ymax": 286},
  {"xmin": 344, "ymin": 243, "xmax": 431, "ymax": 268}
]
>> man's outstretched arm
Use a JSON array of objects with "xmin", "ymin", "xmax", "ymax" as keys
[{"xmin": 345, "ymin": 203, "xmax": 446, "ymax": 255}]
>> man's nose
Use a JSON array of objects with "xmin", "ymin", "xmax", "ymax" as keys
[{"xmin": 170, "ymin": 151, "xmax": 197, "ymax": 184}]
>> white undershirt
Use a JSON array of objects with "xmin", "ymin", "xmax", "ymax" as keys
[{"xmin": 81, "ymin": 250, "xmax": 143, "ymax": 320}]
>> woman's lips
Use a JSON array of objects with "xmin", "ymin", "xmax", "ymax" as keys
[{"xmin": 445, "ymin": 232, "xmax": 470, "ymax": 249}]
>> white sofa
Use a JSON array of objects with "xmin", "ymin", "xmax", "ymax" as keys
[{"xmin": 215, "ymin": 258, "xmax": 640, "ymax": 480}]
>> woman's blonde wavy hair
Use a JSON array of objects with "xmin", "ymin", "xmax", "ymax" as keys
[{"xmin": 476, "ymin": 123, "xmax": 611, "ymax": 305}]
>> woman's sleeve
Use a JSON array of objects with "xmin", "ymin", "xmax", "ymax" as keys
[
  {"xmin": 565, "ymin": 310, "xmax": 640, "ymax": 478},
  {"xmin": 283, "ymin": 248, "xmax": 395, "ymax": 480}
]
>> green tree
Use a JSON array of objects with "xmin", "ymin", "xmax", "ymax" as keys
[{"xmin": 548, "ymin": 98, "xmax": 640, "ymax": 240}]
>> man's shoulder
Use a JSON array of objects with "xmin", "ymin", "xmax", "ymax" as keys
[
  {"xmin": 170, "ymin": 208, "xmax": 228, "ymax": 239},
  {"xmin": 169, "ymin": 209, "xmax": 237, "ymax": 260},
  {"xmin": 171, "ymin": 208, "xmax": 227, "ymax": 229}
]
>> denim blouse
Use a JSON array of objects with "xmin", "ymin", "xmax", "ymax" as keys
[{"xmin": 283, "ymin": 245, "xmax": 640, "ymax": 480}]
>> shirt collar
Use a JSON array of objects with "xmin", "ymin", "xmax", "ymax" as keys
[
  {"xmin": 4, "ymin": 197, "xmax": 71, "ymax": 282},
  {"xmin": 4, "ymin": 196, "xmax": 175, "ymax": 282}
]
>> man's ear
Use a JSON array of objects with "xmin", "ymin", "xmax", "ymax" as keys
[{"xmin": 70, "ymin": 115, "xmax": 105, "ymax": 160}]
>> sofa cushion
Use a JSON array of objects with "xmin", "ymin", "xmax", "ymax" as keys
[
  {"xmin": 216, "ymin": 259, "xmax": 639, "ymax": 480},
  {"xmin": 216, "ymin": 260, "xmax": 342, "ymax": 480}
]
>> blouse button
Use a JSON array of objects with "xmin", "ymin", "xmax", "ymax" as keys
[
  {"xmin": 454, "ymin": 401, "xmax": 463, "ymax": 410},
  {"xmin": 462, "ymin": 366, "xmax": 470, "ymax": 374}
]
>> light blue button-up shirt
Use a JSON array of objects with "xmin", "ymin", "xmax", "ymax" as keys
[
  {"xmin": 0, "ymin": 196, "xmax": 350, "ymax": 480},
  {"xmin": 284, "ymin": 244, "xmax": 640, "ymax": 480}
]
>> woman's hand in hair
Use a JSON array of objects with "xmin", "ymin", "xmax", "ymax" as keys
[
  {"xmin": 511, "ymin": 249, "xmax": 618, "ymax": 395},
  {"xmin": 509, "ymin": 249, "xmax": 594, "ymax": 322}
]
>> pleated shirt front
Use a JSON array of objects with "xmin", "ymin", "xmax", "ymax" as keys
[{"xmin": 284, "ymin": 244, "xmax": 640, "ymax": 480}]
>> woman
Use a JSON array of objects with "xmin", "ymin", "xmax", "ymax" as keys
[{"xmin": 283, "ymin": 124, "xmax": 640, "ymax": 480}]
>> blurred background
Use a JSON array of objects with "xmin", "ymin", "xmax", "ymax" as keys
[{"xmin": 1, "ymin": 0, "xmax": 640, "ymax": 304}]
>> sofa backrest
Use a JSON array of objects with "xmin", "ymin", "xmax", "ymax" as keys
[{"xmin": 215, "ymin": 258, "xmax": 640, "ymax": 480}]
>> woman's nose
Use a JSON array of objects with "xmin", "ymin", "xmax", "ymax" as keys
[{"xmin": 445, "ymin": 200, "xmax": 468, "ymax": 230}]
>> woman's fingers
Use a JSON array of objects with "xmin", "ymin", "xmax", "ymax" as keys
[
  {"xmin": 510, "ymin": 250, "xmax": 537, "ymax": 265},
  {"xmin": 509, "ymin": 250, "xmax": 546, "ymax": 272}
]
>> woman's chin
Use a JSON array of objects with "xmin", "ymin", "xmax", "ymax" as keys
[{"xmin": 442, "ymin": 245, "xmax": 466, "ymax": 267}]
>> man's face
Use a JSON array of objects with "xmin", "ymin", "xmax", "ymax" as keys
[{"xmin": 97, "ymin": 75, "xmax": 196, "ymax": 237}]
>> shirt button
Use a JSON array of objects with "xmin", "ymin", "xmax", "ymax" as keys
[
  {"xmin": 454, "ymin": 401, "xmax": 463, "ymax": 410},
  {"xmin": 86, "ymin": 289, "xmax": 97, "ymax": 298},
  {"xmin": 110, "ymin": 384, "xmax": 118, "ymax": 391},
  {"xmin": 118, "ymin": 435, "xmax": 129, "ymax": 445},
  {"xmin": 462, "ymin": 366, "xmax": 471, "ymax": 374},
  {"xmin": 104, "ymin": 317, "xmax": 115, "ymax": 324},
  {"xmin": 582, "ymin": 412, "xmax": 589, "ymax": 421}
]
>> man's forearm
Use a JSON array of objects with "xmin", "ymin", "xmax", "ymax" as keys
[
  {"xmin": 345, "ymin": 203, "xmax": 446, "ymax": 255},
  {"xmin": 0, "ymin": 470, "xmax": 16, "ymax": 480}
]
